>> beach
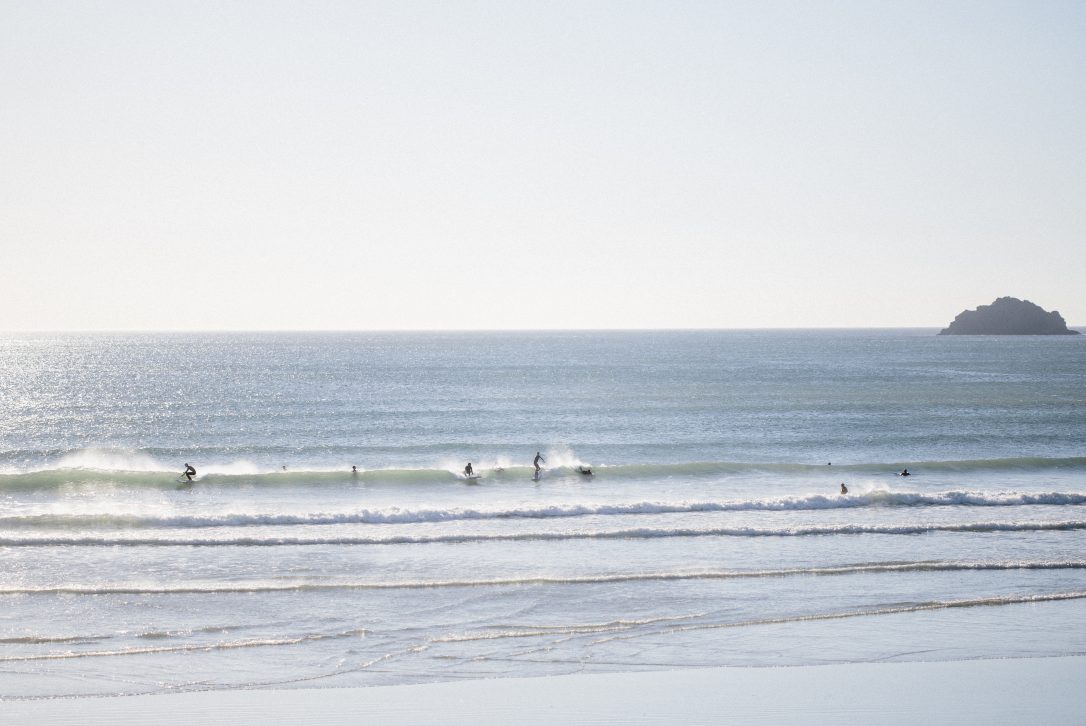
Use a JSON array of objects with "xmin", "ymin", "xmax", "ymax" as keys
[
  {"xmin": 7, "ymin": 657, "xmax": 1084, "ymax": 725},
  {"xmin": 6, "ymin": 0, "xmax": 1085, "ymax": 718}
]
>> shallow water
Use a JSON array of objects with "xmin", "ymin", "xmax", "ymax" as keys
[{"xmin": 1, "ymin": 330, "xmax": 1084, "ymax": 697}]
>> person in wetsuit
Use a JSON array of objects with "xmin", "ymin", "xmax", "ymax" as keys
[
  {"xmin": 464, "ymin": 463, "xmax": 474, "ymax": 476},
  {"xmin": 533, "ymin": 452, "xmax": 545, "ymax": 474},
  {"xmin": 184, "ymin": 463, "xmax": 197, "ymax": 482}
]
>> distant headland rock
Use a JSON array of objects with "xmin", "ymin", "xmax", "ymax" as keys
[{"xmin": 939, "ymin": 297, "xmax": 1080, "ymax": 335}]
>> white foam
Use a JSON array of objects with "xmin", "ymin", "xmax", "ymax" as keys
[
  {"xmin": 55, "ymin": 448, "xmax": 167, "ymax": 473},
  {"xmin": 3, "ymin": 519, "xmax": 1083, "ymax": 546}
]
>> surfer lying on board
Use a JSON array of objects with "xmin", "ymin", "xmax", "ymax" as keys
[
  {"xmin": 900, "ymin": 468, "xmax": 910, "ymax": 476},
  {"xmin": 578, "ymin": 466, "xmax": 593, "ymax": 476},
  {"xmin": 464, "ymin": 463, "xmax": 474, "ymax": 476},
  {"xmin": 533, "ymin": 452, "xmax": 545, "ymax": 474},
  {"xmin": 183, "ymin": 463, "xmax": 197, "ymax": 482}
]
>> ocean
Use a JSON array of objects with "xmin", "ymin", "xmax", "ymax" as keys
[{"xmin": 1, "ymin": 329, "xmax": 1085, "ymax": 699}]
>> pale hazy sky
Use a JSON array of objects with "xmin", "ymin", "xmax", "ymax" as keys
[{"xmin": 2, "ymin": 1, "xmax": 1084, "ymax": 330}]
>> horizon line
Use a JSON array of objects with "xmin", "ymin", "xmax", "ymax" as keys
[{"xmin": 7, "ymin": 325, "xmax": 1084, "ymax": 335}]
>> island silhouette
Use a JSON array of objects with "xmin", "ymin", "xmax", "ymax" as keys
[{"xmin": 939, "ymin": 297, "xmax": 1079, "ymax": 335}]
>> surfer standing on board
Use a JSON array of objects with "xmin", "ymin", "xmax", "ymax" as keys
[
  {"xmin": 464, "ymin": 462, "xmax": 474, "ymax": 477},
  {"xmin": 183, "ymin": 463, "xmax": 197, "ymax": 482},
  {"xmin": 533, "ymin": 452, "xmax": 545, "ymax": 474}
]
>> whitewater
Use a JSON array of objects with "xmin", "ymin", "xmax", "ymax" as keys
[{"xmin": 2, "ymin": 329, "xmax": 1085, "ymax": 699}]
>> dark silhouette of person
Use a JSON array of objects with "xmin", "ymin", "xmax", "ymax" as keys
[
  {"xmin": 900, "ymin": 468, "xmax": 910, "ymax": 476},
  {"xmin": 351, "ymin": 465, "xmax": 357, "ymax": 474},
  {"xmin": 184, "ymin": 463, "xmax": 197, "ymax": 482},
  {"xmin": 533, "ymin": 452, "xmax": 545, "ymax": 473},
  {"xmin": 464, "ymin": 463, "xmax": 474, "ymax": 476},
  {"xmin": 840, "ymin": 483, "xmax": 848, "ymax": 494},
  {"xmin": 578, "ymin": 466, "xmax": 593, "ymax": 476}
]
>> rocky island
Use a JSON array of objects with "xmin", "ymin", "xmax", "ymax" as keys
[{"xmin": 939, "ymin": 297, "xmax": 1080, "ymax": 335}]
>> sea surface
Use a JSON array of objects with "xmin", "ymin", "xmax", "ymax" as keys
[{"xmin": 1, "ymin": 329, "xmax": 1085, "ymax": 699}]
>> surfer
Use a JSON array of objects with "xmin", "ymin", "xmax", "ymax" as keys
[
  {"xmin": 183, "ymin": 463, "xmax": 197, "ymax": 482},
  {"xmin": 900, "ymin": 468, "xmax": 910, "ymax": 476},
  {"xmin": 351, "ymin": 465, "xmax": 357, "ymax": 474},
  {"xmin": 464, "ymin": 462, "xmax": 474, "ymax": 477},
  {"xmin": 533, "ymin": 452, "xmax": 545, "ymax": 474},
  {"xmin": 578, "ymin": 466, "xmax": 593, "ymax": 476},
  {"xmin": 840, "ymin": 483, "xmax": 848, "ymax": 495}
]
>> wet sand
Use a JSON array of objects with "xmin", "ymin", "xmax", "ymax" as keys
[{"xmin": 5, "ymin": 656, "xmax": 1084, "ymax": 725}]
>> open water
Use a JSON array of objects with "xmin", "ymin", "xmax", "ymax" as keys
[{"xmin": 1, "ymin": 329, "xmax": 1084, "ymax": 698}]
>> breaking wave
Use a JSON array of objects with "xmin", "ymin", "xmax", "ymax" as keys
[
  {"xmin": 3, "ymin": 454, "xmax": 1086, "ymax": 490},
  {"xmin": 3, "ymin": 490, "xmax": 1085, "ymax": 530}
]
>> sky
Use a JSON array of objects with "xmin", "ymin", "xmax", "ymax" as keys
[{"xmin": 2, "ymin": 0, "xmax": 1084, "ymax": 330}]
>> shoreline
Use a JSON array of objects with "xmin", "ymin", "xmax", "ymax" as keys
[{"xmin": 5, "ymin": 656, "xmax": 1084, "ymax": 725}]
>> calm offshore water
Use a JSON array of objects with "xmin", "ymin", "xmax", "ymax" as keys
[{"xmin": 1, "ymin": 329, "xmax": 1085, "ymax": 698}]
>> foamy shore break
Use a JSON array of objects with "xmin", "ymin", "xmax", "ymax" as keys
[{"xmin": 8, "ymin": 657, "xmax": 1084, "ymax": 725}]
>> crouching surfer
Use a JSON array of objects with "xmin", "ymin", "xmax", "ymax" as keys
[
  {"xmin": 464, "ymin": 462, "xmax": 474, "ymax": 477},
  {"xmin": 183, "ymin": 463, "xmax": 197, "ymax": 482}
]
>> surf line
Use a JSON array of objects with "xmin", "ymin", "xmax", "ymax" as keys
[
  {"xmin": 0, "ymin": 627, "xmax": 369, "ymax": 663},
  {"xmin": 6, "ymin": 561, "xmax": 1086, "ymax": 596},
  {"xmin": 588, "ymin": 590, "xmax": 1086, "ymax": 647},
  {"xmin": 4, "ymin": 520, "xmax": 1086, "ymax": 547}
]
